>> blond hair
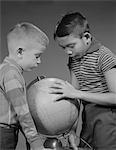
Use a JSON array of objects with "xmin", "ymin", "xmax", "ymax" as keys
[{"xmin": 7, "ymin": 22, "xmax": 49, "ymax": 53}]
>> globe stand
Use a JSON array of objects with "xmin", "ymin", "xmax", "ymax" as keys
[
  {"xmin": 43, "ymin": 137, "xmax": 63, "ymax": 150},
  {"xmin": 43, "ymin": 137, "xmax": 73, "ymax": 150}
]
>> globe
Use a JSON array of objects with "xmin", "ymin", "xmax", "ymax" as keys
[{"xmin": 27, "ymin": 77, "xmax": 79, "ymax": 136}]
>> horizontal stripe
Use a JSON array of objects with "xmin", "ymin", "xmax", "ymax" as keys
[
  {"xmin": 69, "ymin": 46, "xmax": 116, "ymax": 93},
  {"xmin": 6, "ymin": 87, "xmax": 26, "ymax": 103},
  {"xmin": 5, "ymin": 79, "xmax": 22, "ymax": 92},
  {"xmin": 15, "ymin": 103, "xmax": 29, "ymax": 116}
]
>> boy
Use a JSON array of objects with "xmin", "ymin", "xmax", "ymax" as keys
[
  {"xmin": 51, "ymin": 12, "xmax": 116, "ymax": 150},
  {"xmin": 0, "ymin": 22, "xmax": 51, "ymax": 150}
]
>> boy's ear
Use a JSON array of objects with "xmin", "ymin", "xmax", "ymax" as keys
[
  {"xmin": 82, "ymin": 32, "xmax": 92, "ymax": 45},
  {"xmin": 17, "ymin": 48, "xmax": 24, "ymax": 58}
]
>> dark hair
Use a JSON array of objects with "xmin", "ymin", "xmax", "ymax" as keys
[{"xmin": 54, "ymin": 12, "xmax": 90, "ymax": 39}]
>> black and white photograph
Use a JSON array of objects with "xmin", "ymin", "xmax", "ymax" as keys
[{"xmin": 0, "ymin": 0, "xmax": 116, "ymax": 150}]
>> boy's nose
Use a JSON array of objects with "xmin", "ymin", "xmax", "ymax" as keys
[
  {"xmin": 66, "ymin": 50, "xmax": 73, "ymax": 55},
  {"xmin": 37, "ymin": 58, "xmax": 41, "ymax": 64}
]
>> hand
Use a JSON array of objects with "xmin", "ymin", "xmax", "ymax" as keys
[
  {"xmin": 68, "ymin": 131, "xmax": 78, "ymax": 150},
  {"xmin": 49, "ymin": 80, "xmax": 80, "ymax": 101}
]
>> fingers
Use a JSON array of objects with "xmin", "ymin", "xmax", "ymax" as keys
[
  {"xmin": 54, "ymin": 80, "xmax": 67, "ymax": 86},
  {"xmin": 54, "ymin": 97, "xmax": 65, "ymax": 102},
  {"xmin": 49, "ymin": 82, "xmax": 63, "ymax": 94},
  {"xmin": 52, "ymin": 92, "xmax": 63, "ymax": 95},
  {"xmin": 49, "ymin": 87, "xmax": 63, "ymax": 94},
  {"xmin": 50, "ymin": 86, "xmax": 62, "ymax": 89},
  {"xmin": 69, "ymin": 131, "xmax": 78, "ymax": 150},
  {"xmin": 50, "ymin": 82, "xmax": 63, "ymax": 89},
  {"xmin": 50, "ymin": 80, "xmax": 71, "ymax": 90}
]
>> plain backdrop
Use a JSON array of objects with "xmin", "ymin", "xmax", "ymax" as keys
[{"xmin": 1, "ymin": 0, "xmax": 116, "ymax": 149}]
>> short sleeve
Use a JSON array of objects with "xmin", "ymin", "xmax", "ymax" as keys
[{"xmin": 98, "ymin": 46, "xmax": 116, "ymax": 72}]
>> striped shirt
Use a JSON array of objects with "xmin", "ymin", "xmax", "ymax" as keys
[
  {"xmin": 68, "ymin": 39, "xmax": 116, "ymax": 94},
  {"xmin": 0, "ymin": 57, "xmax": 43, "ymax": 148}
]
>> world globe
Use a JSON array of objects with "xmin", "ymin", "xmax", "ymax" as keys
[{"xmin": 27, "ymin": 77, "xmax": 79, "ymax": 136}]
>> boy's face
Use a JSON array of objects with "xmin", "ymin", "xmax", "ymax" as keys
[
  {"xmin": 20, "ymin": 41, "xmax": 46, "ymax": 71},
  {"xmin": 56, "ymin": 34, "xmax": 90, "ymax": 58}
]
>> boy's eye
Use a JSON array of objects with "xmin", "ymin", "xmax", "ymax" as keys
[
  {"xmin": 67, "ymin": 44, "xmax": 75, "ymax": 49},
  {"xmin": 61, "ymin": 44, "xmax": 75, "ymax": 49},
  {"xmin": 68, "ymin": 45, "xmax": 74, "ymax": 48},
  {"xmin": 35, "ymin": 54, "xmax": 41, "ymax": 59}
]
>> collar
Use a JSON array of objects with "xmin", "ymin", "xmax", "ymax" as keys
[
  {"xmin": 4, "ymin": 57, "xmax": 23, "ymax": 74},
  {"xmin": 72, "ymin": 37, "xmax": 101, "ymax": 61}
]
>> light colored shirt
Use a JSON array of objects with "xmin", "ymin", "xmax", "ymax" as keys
[{"xmin": 0, "ymin": 57, "xmax": 43, "ymax": 148}]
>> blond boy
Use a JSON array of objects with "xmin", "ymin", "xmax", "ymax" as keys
[{"xmin": 0, "ymin": 22, "xmax": 51, "ymax": 150}]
